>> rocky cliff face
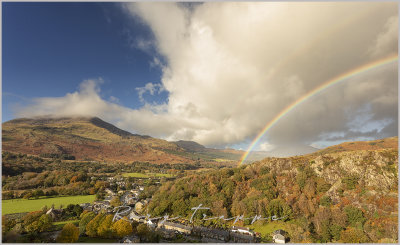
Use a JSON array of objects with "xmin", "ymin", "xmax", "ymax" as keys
[
  {"xmin": 256, "ymin": 148, "xmax": 397, "ymax": 190},
  {"xmin": 254, "ymin": 146, "xmax": 397, "ymax": 215}
]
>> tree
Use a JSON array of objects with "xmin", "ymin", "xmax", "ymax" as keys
[
  {"xmin": 23, "ymin": 191, "xmax": 32, "ymax": 199},
  {"xmin": 79, "ymin": 211, "xmax": 96, "ymax": 234},
  {"xmin": 37, "ymin": 214, "xmax": 52, "ymax": 232},
  {"xmin": 96, "ymin": 191, "xmax": 105, "ymax": 201},
  {"xmin": 25, "ymin": 214, "xmax": 52, "ymax": 233},
  {"xmin": 97, "ymin": 215, "xmax": 115, "ymax": 238},
  {"xmin": 110, "ymin": 196, "xmax": 122, "ymax": 207},
  {"xmin": 329, "ymin": 224, "xmax": 344, "ymax": 241},
  {"xmin": 340, "ymin": 227, "xmax": 369, "ymax": 243},
  {"xmin": 22, "ymin": 211, "xmax": 44, "ymax": 227},
  {"xmin": 2, "ymin": 216, "xmax": 16, "ymax": 237},
  {"xmin": 66, "ymin": 204, "xmax": 83, "ymax": 218},
  {"xmin": 112, "ymin": 218, "xmax": 133, "ymax": 238},
  {"xmin": 320, "ymin": 196, "xmax": 332, "ymax": 207},
  {"xmin": 86, "ymin": 213, "xmax": 105, "ymax": 237},
  {"xmin": 267, "ymin": 199, "xmax": 293, "ymax": 221},
  {"xmin": 33, "ymin": 189, "xmax": 45, "ymax": 199},
  {"xmin": 73, "ymin": 205, "xmax": 83, "ymax": 217},
  {"xmin": 136, "ymin": 223, "xmax": 149, "ymax": 237},
  {"xmin": 56, "ymin": 223, "xmax": 79, "ymax": 243},
  {"xmin": 343, "ymin": 206, "xmax": 366, "ymax": 228}
]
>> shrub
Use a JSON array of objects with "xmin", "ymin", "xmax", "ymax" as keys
[
  {"xmin": 343, "ymin": 206, "xmax": 366, "ymax": 227},
  {"xmin": 341, "ymin": 175, "xmax": 359, "ymax": 190},
  {"xmin": 320, "ymin": 196, "xmax": 332, "ymax": 207}
]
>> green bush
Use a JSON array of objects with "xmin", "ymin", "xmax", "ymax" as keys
[
  {"xmin": 343, "ymin": 206, "xmax": 366, "ymax": 227},
  {"xmin": 341, "ymin": 175, "xmax": 359, "ymax": 190},
  {"xmin": 320, "ymin": 196, "xmax": 332, "ymax": 207}
]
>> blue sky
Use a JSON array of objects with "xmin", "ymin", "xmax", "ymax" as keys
[
  {"xmin": 3, "ymin": 2, "xmax": 165, "ymax": 122},
  {"xmin": 2, "ymin": 2, "xmax": 397, "ymax": 153}
]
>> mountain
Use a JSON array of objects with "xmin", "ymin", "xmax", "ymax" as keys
[
  {"xmin": 2, "ymin": 116, "xmax": 245, "ymax": 165},
  {"xmin": 2, "ymin": 117, "xmax": 197, "ymax": 164}
]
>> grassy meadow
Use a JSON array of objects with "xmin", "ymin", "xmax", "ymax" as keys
[
  {"xmin": 249, "ymin": 220, "xmax": 287, "ymax": 237},
  {"xmin": 2, "ymin": 195, "xmax": 95, "ymax": 215}
]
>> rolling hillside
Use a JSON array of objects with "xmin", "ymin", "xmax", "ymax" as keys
[
  {"xmin": 2, "ymin": 117, "xmax": 243, "ymax": 165},
  {"xmin": 2, "ymin": 117, "xmax": 198, "ymax": 164}
]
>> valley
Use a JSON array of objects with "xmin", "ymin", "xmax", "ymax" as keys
[{"xmin": 2, "ymin": 117, "xmax": 398, "ymax": 243}]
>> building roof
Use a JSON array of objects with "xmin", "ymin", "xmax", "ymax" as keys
[
  {"xmin": 46, "ymin": 208, "xmax": 63, "ymax": 215},
  {"xmin": 232, "ymin": 226, "xmax": 250, "ymax": 231},
  {"xmin": 195, "ymin": 227, "xmax": 229, "ymax": 237},
  {"xmin": 163, "ymin": 221, "xmax": 192, "ymax": 231},
  {"xmin": 130, "ymin": 212, "xmax": 142, "ymax": 219},
  {"xmin": 230, "ymin": 232, "xmax": 255, "ymax": 240},
  {"xmin": 273, "ymin": 229, "xmax": 286, "ymax": 236}
]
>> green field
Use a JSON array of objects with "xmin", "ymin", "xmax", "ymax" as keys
[
  {"xmin": 2, "ymin": 195, "xmax": 96, "ymax": 215},
  {"xmin": 122, "ymin": 172, "xmax": 149, "ymax": 178},
  {"xmin": 149, "ymin": 173, "xmax": 174, "ymax": 178},
  {"xmin": 122, "ymin": 172, "xmax": 174, "ymax": 178},
  {"xmin": 249, "ymin": 220, "xmax": 287, "ymax": 235}
]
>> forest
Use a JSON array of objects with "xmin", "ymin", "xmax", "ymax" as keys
[{"xmin": 146, "ymin": 149, "xmax": 398, "ymax": 243}]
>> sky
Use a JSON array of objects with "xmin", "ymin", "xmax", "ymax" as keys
[{"xmin": 2, "ymin": 2, "xmax": 398, "ymax": 153}]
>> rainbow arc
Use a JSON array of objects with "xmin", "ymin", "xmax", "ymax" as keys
[{"xmin": 239, "ymin": 54, "xmax": 398, "ymax": 165}]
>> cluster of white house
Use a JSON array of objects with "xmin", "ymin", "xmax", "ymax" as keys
[
  {"xmin": 124, "ymin": 211, "xmax": 289, "ymax": 243},
  {"xmin": 79, "ymin": 197, "xmax": 287, "ymax": 244},
  {"xmin": 79, "ymin": 179, "xmax": 287, "ymax": 243},
  {"xmin": 79, "ymin": 186, "xmax": 149, "ymax": 214}
]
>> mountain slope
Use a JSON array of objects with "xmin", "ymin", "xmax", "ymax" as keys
[
  {"xmin": 173, "ymin": 140, "xmax": 207, "ymax": 152},
  {"xmin": 2, "ymin": 117, "xmax": 194, "ymax": 164}
]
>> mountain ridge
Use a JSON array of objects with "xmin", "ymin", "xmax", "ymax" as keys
[
  {"xmin": 2, "ymin": 116, "xmax": 398, "ymax": 165},
  {"xmin": 2, "ymin": 116, "xmax": 240, "ymax": 165}
]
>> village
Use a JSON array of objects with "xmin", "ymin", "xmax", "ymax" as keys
[{"xmin": 71, "ymin": 176, "xmax": 288, "ymax": 243}]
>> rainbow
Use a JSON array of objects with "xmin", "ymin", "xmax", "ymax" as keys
[{"xmin": 239, "ymin": 54, "xmax": 398, "ymax": 165}]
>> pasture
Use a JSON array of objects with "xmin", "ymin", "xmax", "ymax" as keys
[{"xmin": 2, "ymin": 195, "xmax": 95, "ymax": 215}]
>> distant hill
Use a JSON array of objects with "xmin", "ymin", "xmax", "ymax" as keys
[
  {"xmin": 173, "ymin": 140, "xmax": 207, "ymax": 152},
  {"xmin": 312, "ymin": 136, "xmax": 398, "ymax": 155},
  {"xmin": 2, "ymin": 117, "xmax": 193, "ymax": 164},
  {"xmin": 1, "ymin": 116, "xmax": 243, "ymax": 165}
]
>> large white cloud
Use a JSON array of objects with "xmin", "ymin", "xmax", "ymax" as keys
[{"xmin": 16, "ymin": 2, "xmax": 398, "ymax": 150}]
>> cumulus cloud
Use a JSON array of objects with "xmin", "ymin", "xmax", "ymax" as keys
[
  {"xmin": 16, "ymin": 2, "xmax": 398, "ymax": 151},
  {"xmin": 136, "ymin": 82, "xmax": 165, "ymax": 103}
]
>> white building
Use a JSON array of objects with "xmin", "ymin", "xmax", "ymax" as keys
[
  {"xmin": 231, "ymin": 226, "xmax": 254, "ymax": 236},
  {"xmin": 272, "ymin": 230, "xmax": 287, "ymax": 243}
]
